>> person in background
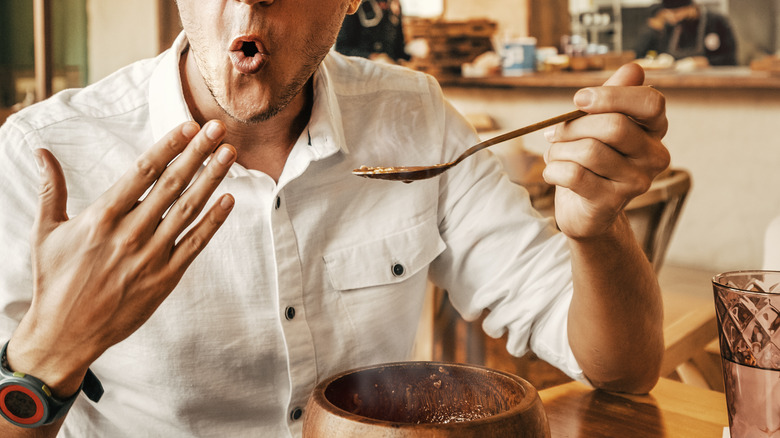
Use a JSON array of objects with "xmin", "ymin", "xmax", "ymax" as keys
[
  {"xmin": 0, "ymin": 0, "xmax": 668, "ymax": 436},
  {"xmin": 634, "ymin": 0, "xmax": 737, "ymax": 66},
  {"xmin": 335, "ymin": 0, "xmax": 410, "ymax": 63}
]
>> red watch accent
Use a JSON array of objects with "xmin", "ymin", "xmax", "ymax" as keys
[{"xmin": 0, "ymin": 384, "xmax": 44, "ymax": 425}]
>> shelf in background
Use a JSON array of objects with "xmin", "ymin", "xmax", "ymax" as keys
[{"xmin": 436, "ymin": 67, "xmax": 780, "ymax": 90}]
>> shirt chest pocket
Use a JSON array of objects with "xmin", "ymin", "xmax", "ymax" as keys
[
  {"xmin": 322, "ymin": 216, "xmax": 446, "ymax": 350},
  {"xmin": 323, "ymin": 215, "xmax": 446, "ymax": 292}
]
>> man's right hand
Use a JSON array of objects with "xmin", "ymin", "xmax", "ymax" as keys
[{"xmin": 6, "ymin": 120, "xmax": 236, "ymax": 400}]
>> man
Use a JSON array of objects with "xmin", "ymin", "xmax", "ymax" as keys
[
  {"xmin": 0, "ymin": 0, "xmax": 668, "ymax": 436},
  {"xmin": 634, "ymin": 0, "xmax": 737, "ymax": 66}
]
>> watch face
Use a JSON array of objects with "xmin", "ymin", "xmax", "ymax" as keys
[
  {"xmin": 6, "ymin": 388, "xmax": 37, "ymax": 417},
  {"xmin": 0, "ymin": 383, "xmax": 45, "ymax": 426}
]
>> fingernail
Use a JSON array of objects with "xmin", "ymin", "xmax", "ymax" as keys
[
  {"xmin": 216, "ymin": 146, "xmax": 234, "ymax": 165},
  {"xmin": 220, "ymin": 195, "xmax": 235, "ymax": 210},
  {"xmin": 205, "ymin": 121, "xmax": 225, "ymax": 140},
  {"xmin": 543, "ymin": 127, "xmax": 556, "ymax": 142},
  {"xmin": 574, "ymin": 88, "xmax": 595, "ymax": 108},
  {"xmin": 182, "ymin": 122, "xmax": 199, "ymax": 139}
]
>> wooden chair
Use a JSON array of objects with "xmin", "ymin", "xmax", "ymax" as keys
[
  {"xmin": 659, "ymin": 267, "xmax": 723, "ymax": 391},
  {"xmin": 624, "ymin": 168, "xmax": 691, "ymax": 274}
]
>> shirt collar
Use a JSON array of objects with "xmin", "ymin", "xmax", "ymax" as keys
[
  {"xmin": 148, "ymin": 32, "xmax": 348, "ymax": 161},
  {"xmin": 308, "ymin": 55, "xmax": 348, "ymax": 157},
  {"xmin": 148, "ymin": 32, "xmax": 194, "ymax": 144}
]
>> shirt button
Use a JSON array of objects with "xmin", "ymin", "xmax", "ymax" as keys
[
  {"xmin": 285, "ymin": 306, "xmax": 296, "ymax": 321},
  {"xmin": 290, "ymin": 407, "xmax": 303, "ymax": 421},
  {"xmin": 275, "ymin": 196, "xmax": 281, "ymax": 210},
  {"xmin": 392, "ymin": 263, "xmax": 405, "ymax": 277}
]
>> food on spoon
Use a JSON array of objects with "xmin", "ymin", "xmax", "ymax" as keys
[
  {"xmin": 354, "ymin": 165, "xmax": 401, "ymax": 174},
  {"xmin": 352, "ymin": 163, "xmax": 448, "ymax": 180}
]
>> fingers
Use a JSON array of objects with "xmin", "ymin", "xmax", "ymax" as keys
[
  {"xmin": 544, "ymin": 122, "xmax": 669, "ymax": 194},
  {"xmin": 544, "ymin": 161, "xmax": 626, "ymax": 211},
  {"xmin": 152, "ymin": 143, "xmax": 236, "ymax": 246},
  {"xmin": 33, "ymin": 149, "xmax": 69, "ymax": 237},
  {"xmin": 98, "ymin": 121, "xmax": 202, "ymax": 214},
  {"xmin": 544, "ymin": 136, "xmax": 636, "ymax": 181},
  {"xmin": 543, "ymin": 63, "xmax": 672, "ymax": 217},
  {"xmin": 572, "ymin": 64, "xmax": 667, "ymax": 136},
  {"xmin": 547, "ymin": 113, "xmax": 650, "ymax": 159},
  {"xmin": 134, "ymin": 121, "xmax": 226, "ymax": 221},
  {"xmin": 544, "ymin": 154, "xmax": 648, "ymax": 209},
  {"xmin": 168, "ymin": 193, "xmax": 235, "ymax": 273},
  {"xmin": 602, "ymin": 62, "xmax": 645, "ymax": 87}
]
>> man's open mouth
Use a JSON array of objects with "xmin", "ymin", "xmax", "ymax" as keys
[{"xmin": 228, "ymin": 36, "xmax": 268, "ymax": 75}]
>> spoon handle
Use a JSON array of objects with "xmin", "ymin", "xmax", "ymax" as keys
[{"xmin": 452, "ymin": 109, "xmax": 588, "ymax": 166}]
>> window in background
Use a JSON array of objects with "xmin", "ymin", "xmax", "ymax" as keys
[{"xmin": 0, "ymin": 0, "xmax": 87, "ymax": 108}]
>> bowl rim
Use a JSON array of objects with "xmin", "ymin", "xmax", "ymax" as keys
[{"xmin": 305, "ymin": 360, "xmax": 543, "ymax": 430}]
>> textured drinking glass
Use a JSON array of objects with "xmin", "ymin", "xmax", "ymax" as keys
[{"xmin": 713, "ymin": 271, "xmax": 780, "ymax": 438}]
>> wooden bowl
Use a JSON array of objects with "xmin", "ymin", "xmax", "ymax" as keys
[{"xmin": 303, "ymin": 361, "xmax": 550, "ymax": 437}]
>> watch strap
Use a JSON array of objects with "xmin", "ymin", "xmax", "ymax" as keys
[
  {"xmin": 82, "ymin": 368, "xmax": 103, "ymax": 403},
  {"xmin": 0, "ymin": 341, "xmax": 102, "ymax": 426}
]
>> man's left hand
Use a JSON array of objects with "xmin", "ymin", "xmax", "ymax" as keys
[{"xmin": 543, "ymin": 63, "xmax": 670, "ymax": 239}]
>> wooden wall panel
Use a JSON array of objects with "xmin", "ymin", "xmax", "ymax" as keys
[
  {"xmin": 527, "ymin": 0, "xmax": 570, "ymax": 48},
  {"xmin": 158, "ymin": 0, "xmax": 182, "ymax": 53}
]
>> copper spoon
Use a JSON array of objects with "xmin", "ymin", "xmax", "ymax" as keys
[{"xmin": 353, "ymin": 109, "xmax": 587, "ymax": 182}]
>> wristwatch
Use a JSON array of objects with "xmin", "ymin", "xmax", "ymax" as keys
[{"xmin": 0, "ymin": 341, "xmax": 103, "ymax": 428}]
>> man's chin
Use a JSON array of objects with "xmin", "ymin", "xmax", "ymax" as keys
[
  {"xmin": 221, "ymin": 103, "xmax": 280, "ymax": 124},
  {"xmin": 213, "ymin": 76, "xmax": 305, "ymax": 125}
]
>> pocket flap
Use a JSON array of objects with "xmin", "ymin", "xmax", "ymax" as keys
[{"xmin": 324, "ymin": 216, "xmax": 446, "ymax": 291}]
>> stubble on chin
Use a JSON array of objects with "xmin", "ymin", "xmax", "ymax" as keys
[
  {"xmin": 193, "ymin": 43, "xmax": 323, "ymax": 126},
  {"xmin": 202, "ymin": 72, "xmax": 282, "ymax": 125}
]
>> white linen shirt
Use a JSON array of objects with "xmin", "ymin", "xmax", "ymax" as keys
[{"xmin": 0, "ymin": 34, "xmax": 583, "ymax": 437}]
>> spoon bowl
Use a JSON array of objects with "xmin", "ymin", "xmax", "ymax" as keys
[{"xmin": 353, "ymin": 109, "xmax": 586, "ymax": 182}]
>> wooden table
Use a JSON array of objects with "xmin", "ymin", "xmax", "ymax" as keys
[{"xmin": 539, "ymin": 378, "xmax": 728, "ymax": 437}]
